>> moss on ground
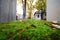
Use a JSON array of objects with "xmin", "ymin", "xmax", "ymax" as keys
[{"xmin": 0, "ymin": 19, "xmax": 60, "ymax": 40}]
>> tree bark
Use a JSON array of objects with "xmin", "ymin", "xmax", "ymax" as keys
[
  {"xmin": 23, "ymin": 0, "xmax": 26, "ymax": 19},
  {"xmin": 47, "ymin": 0, "xmax": 60, "ymax": 21},
  {"xmin": 0, "ymin": 0, "xmax": 16, "ymax": 23}
]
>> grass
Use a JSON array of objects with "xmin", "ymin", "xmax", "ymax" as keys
[{"xmin": 0, "ymin": 19, "xmax": 60, "ymax": 40}]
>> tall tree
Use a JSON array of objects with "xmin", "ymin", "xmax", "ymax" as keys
[
  {"xmin": 17, "ymin": 0, "xmax": 26, "ymax": 19},
  {"xmin": 26, "ymin": 0, "xmax": 33, "ymax": 19},
  {"xmin": 17, "ymin": 0, "xmax": 33, "ymax": 19},
  {"xmin": 23, "ymin": 0, "xmax": 26, "ymax": 19}
]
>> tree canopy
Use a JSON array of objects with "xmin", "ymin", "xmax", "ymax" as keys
[{"xmin": 34, "ymin": 0, "xmax": 46, "ymax": 11}]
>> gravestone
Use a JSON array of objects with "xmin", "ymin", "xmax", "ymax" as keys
[{"xmin": 34, "ymin": 10, "xmax": 41, "ymax": 20}]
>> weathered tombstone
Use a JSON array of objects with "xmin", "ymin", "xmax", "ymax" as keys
[
  {"xmin": 34, "ymin": 10, "xmax": 46, "ymax": 20},
  {"xmin": 34, "ymin": 10, "xmax": 41, "ymax": 20},
  {"xmin": 0, "ymin": 0, "xmax": 16, "ymax": 23}
]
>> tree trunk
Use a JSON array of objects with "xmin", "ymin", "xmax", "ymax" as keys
[
  {"xmin": 47, "ymin": 0, "xmax": 60, "ymax": 21},
  {"xmin": 0, "ymin": 0, "xmax": 16, "ymax": 23},
  {"xmin": 23, "ymin": 0, "xmax": 26, "ymax": 19},
  {"xmin": 28, "ymin": 11, "xmax": 32, "ymax": 19}
]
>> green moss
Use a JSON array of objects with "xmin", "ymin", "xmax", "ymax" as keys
[{"xmin": 0, "ymin": 19, "xmax": 60, "ymax": 40}]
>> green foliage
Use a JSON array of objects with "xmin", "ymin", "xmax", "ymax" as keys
[
  {"xmin": 0, "ymin": 19, "xmax": 60, "ymax": 40},
  {"xmin": 34, "ymin": 0, "xmax": 46, "ymax": 10}
]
